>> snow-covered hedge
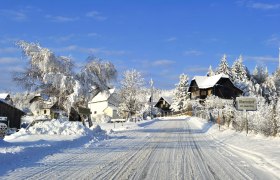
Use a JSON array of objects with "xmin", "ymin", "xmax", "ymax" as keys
[{"xmin": 192, "ymin": 95, "xmax": 280, "ymax": 136}]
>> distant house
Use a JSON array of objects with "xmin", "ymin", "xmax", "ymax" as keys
[
  {"xmin": 88, "ymin": 89, "xmax": 120, "ymax": 120},
  {"xmin": 0, "ymin": 96, "xmax": 25, "ymax": 129},
  {"xmin": 29, "ymin": 94, "xmax": 60, "ymax": 119},
  {"xmin": 154, "ymin": 96, "xmax": 173, "ymax": 114},
  {"xmin": 188, "ymin": 73, "xmax": 243, "ymax": 100}
]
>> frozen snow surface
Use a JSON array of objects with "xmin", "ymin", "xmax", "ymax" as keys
[{"xmin": 0, "ymin": 116, "xmax": 279, "ymax": 179}]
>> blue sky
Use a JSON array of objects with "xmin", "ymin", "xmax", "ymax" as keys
[{"xmin": 0, "ymin": 0, "xmax": 280, "ymax": 91}]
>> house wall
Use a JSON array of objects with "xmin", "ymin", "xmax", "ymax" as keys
[
  {"xmin": 0, "ymin": 101, "xmax": 24, "ymax": 129},
  {"xmin": 88, "ymin": 101, "xmax": 108, "ymax": 119},
  {"xmin": 104, "ymin": 107, "xmax": 120, "ymax": 119},
  {"xmin": 189, "ymin": 81, "xmax": 200, "ymax": 99},
  {"xmin": 39, "ymin": 109, "xmax": 51, "ymax": 117},
  {"xmin": 155, "ymin": 98, "xmax": 171, "ymax": 112},
  {"xmin": 214, "ymin": 78, "xmax": 242, "ymax": 99}
]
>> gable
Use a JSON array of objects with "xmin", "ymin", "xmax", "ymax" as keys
[
  {"xmin": 0, "ymin": 93, "xmax": 9, "ymax": 100},
  {"xmin": 217, "ymin": 78, "xmax": 243, "ymax": 94},
  {"xmin": 90, "ymin": 89, "xmax": 115, "ymax": 103},
  {"xmin": 192, "ymin": 73, "xmax": 229, "ymax": 89}
]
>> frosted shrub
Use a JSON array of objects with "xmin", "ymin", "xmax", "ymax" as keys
[{"xmin": 232, "ymin": 110, "xmax": 245, "ymax": 131}]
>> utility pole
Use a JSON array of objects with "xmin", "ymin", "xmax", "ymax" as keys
[{"xmin": 150, "ymin": 78, "xmax": 154, "ymax": 118}]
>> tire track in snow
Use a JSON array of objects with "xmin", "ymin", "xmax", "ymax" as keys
[{"xmin": 2, "ymin": 117, "xmax": 278, "ymax": 180}]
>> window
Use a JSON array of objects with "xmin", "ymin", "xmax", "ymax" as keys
[
  {"xmin": 94, "ymin": 111, "xmax": 97, "ymax": 114},
  {"xmin": 201, "ymin": 90, "xmax": 207, "ymax": 96},
  {"xmin": 44, "ymin": 110, "xmax": 47, "ymax": 114}
]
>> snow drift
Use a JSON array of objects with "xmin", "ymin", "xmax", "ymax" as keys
[{"xmin": 26, "ymin": 119, "xmax": 90, "ymax": 135}]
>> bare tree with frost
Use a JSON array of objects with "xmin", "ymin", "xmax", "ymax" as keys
[
  {"xmin": 13, "ymin": 41, "xmax": 117, "ymax": 116},
  {"xmin": 118, "ymin": 69, "xmax": 145, "ymax": 119}
]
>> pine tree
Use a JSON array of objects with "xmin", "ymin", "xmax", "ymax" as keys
[
  {"xmin": 170, "ymin": 74, "xmax": 189, "ymax": 111},
  {"xmin": 216, "ymin": 54, "xmax": 233, "ymax": 79},
  {"xmin": 252, "ymin": 65, "xmax": 268, "ymax": 84},
  {"xmin": 231, "ymin": 55, "xmax": 248, "ymax": 82},
  {"xmin": 273, "ymin": 68, "xmax": 280, "ymax": 96},
  {"xmin": 206, "ymin": 65, "xmax": 215, "ymax": 77}
]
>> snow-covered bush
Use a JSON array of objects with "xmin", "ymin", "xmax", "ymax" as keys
[{"xmin": 93, "ymin": 114, "xmax": 111, "ymax": 123}]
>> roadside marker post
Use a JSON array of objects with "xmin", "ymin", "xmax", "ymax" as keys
[{"xmin": 217, "ymin": 111, "xmax": 221, "ymax": 131}]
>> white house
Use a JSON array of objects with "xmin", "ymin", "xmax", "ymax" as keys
[
  {"xmin": 29, "ymin": 94, "xmax": 60, "ymax": 119},
  {"xmin": 88, "ymin": 89, "xmax": 120, "ymax": 121}
]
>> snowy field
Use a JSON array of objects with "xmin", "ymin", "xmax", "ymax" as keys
[{"xmin": 0, "ymin": 116, "xmax": 279, "ymax": 179}]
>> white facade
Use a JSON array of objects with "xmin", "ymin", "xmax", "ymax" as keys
[{"xmin": 88, "ymin": 89, "xmax": 120, "ymax": 120}]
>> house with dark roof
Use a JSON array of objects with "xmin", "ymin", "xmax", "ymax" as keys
[
  {"xmin": 154, "ymin": 96, "xmax": 173, "ymax": 114},
  {"xmin": 188, "ymin": 73, "xmax": 243, "ymax": 100}
]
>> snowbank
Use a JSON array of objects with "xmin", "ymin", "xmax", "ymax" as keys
[
  {"xmin": 27, "ymin": 119, "xmax": 89, "ymax": 135},
  {"xmin": 188, "ymin": 116, "xmax": 280, "ymax": 177},
  {"xmin": 4, "ymin": 119, "xmax": 105, "ymax": 143}
]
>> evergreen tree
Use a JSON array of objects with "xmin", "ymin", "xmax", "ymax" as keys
[
  {"xmin": 273, "ymin": 68, "xmax": 280, "ymax": 96},
  {"xmin": 216, "ymin": 54, "xmax": 232, "ymax": 80},
  {"xmin": 206, "ymin": 65, "xmax": 215, "ymax": 77},
  {"xmin": 231, "ymin": 55, "xmax": 248, "ymax": 81},
  {"xmin": 252, "ymin": 65, "xmax": 268, "ymax": 84},
  {"xmin": 170, "ymin": 74, "xmax": 189, "ymax": 111}
]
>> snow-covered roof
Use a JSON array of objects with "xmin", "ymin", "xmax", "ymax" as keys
[
  {"xmin": 89, "ymin": 89, "xmax": 115, "ymax": 103},
  {"xmin": 162, "ymin": 96, "xmax": 173, "ymax": 105},
  {"xmin": 192, "ymin": 73, "xmax": 229, "ymax": 89},
  {"xmin": 155, "ymin": 95, "xmax": 173, "ymax": 105},
  {"xmin": 0, "ymin": 93, "xmax": 9, "ymax": 100}
]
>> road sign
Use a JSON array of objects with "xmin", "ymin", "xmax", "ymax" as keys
[{"xmin": 236, "ymin": 97, "xmax": 257, "ymax": 111}]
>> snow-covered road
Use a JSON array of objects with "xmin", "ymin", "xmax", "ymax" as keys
[{"xmin": 1, "ymin": 117, "xmax": 278, "ymax": 180}]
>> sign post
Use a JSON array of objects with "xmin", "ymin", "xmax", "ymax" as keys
[{"xmin": 235, "ymin": 97, "xmax": 257, "ymax": 136}]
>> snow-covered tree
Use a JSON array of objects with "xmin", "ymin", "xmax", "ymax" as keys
[
  {"xmin": 262, "ymin": 76, "xmax": 277, "ymax": 103},
  {"xmin": 231, "ymin": 55, "xmax": 248, "ymax": 82},
  {"xmin": 118, "ymin": 69, "xmax": 145, "ymax": 119},
  {"xmin": 170, "ymin": 73, "xmax": 189, "ymax": 111},
  {"xmin": 13, "ymin": 41, "xmax": 117, "ymax": 116},
  {"xmin": 76, "ymin": 56, "xmax": 117, "ymax": 106},
  {"xmin": 252, "ymin": 65, "xmax": 268, "ymax": 85},
  {"xmin": 273, "ymin": 68, "xmax": 280, "ymax": 96},
  {"xmin": 216, "ymin": 54, "xmax": 232, "ymax": 79},
  {"xmin": 206, "ymin": 65, "xmax": 215, "ymax": 77},
  {"xmin": 13, "ymin": 41, "xmax": 74, "ymax": 92}
]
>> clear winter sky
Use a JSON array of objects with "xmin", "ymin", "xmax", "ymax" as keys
[{"xmin": 0, "ymin": 0, "xmax": 280, "ymax": 91}]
